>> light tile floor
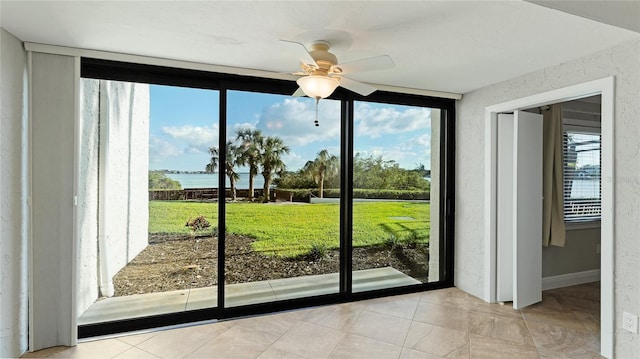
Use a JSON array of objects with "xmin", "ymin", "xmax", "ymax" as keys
[{"xmin": 22, "ymin": 282, "xmax": 601, "ymax": 359}]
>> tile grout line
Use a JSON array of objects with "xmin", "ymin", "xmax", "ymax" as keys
[
  {"xmin": 259, "ymin": 316, "xmax": 341, "ymax": 359},
  {"xmin": 519, "ymin": 308, "xmax": 543, "ymax": 358},
  {"xmin": 123, "ymin": 345, "xmax": 162, "ymax": 359},
  {"xmin": 175, "ymin": 322, "xmax": 233, "ymax": 359},
  {"xmin": 398, "ymin": 297, "xmax": 424, "ymax": 353}
]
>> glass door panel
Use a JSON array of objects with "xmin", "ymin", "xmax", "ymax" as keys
[
  {"xmin": 351, "ymin": 102, "xmax": 439, "ymax": 293},
  {"xmin": 77, "ymin": 81, "xmax": 219, "ymax": 325},
  {"xmin": 224, "ymin": 91, "xmax": 341, "ymax": 307}
]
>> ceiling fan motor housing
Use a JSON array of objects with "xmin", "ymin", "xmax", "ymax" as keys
[{"xmin": 309, "ymin": 41, "xmax": 338, "ymax": 73}]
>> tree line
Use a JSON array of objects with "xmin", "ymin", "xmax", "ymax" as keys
[
  {"xmin": 151, "ymin": 129, "xmax": 430, "ymax": 200},
  {"xmin": 207, "ymin": 128, "xmax": 429, "ymax": 202},
  {"xmin": 276, "ymin": 153, "xmax": 430, "ymax": 194}
]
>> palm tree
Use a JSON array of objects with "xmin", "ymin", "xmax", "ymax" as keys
[
  {"xmin": 225, "ymin": 141, "xmax": 241, "ymax": 201},
  {"xmin": 259, "ymin": 136, "xmax": 290, "ymax": 202},
  {"xmin": 205, "ymin": 146, "xmax": 219, "ymax": 174},
  {"xmin": 235, "ymin": 129, "xmax": 263, "ymax": 201},
  {"xmin": 303, "ymin": 149, "xmax": 339, "ymax": 198}
]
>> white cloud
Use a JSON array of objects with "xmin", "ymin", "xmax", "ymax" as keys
[
  {"xmin": 186, "ymin": 145, "xmax": 207, "ymax": 154},
  {"xmin": 231, "ymin": 121, "xmax": 258, "ymax": 135},
  {"xmin": 355, "ymin": 104, "xmax": 431, "ymax": 138},
  {"xmin": 256, "ymin": 98, "xmax": 341, "ymax": 146},
  {"xmin": 281, "ymin": 151, "xmax": 305, "ymax": 171},
  {"xmin": 149, "ymin": 135, "xmax": 183, "ymax": 158},
  {"xmin": 404, "ymin": 133, "xmax": 431, "ymax": 149},
  {"xmin": 161, "ymin": 124, "xmax": 219, "ymax": 148}
]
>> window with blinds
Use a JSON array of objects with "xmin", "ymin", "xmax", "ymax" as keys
[{"xmin": 562, "ymin": 130, "xmax": 601, "ymax": 223}]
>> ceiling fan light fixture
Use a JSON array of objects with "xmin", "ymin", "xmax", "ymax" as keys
[{"xmin": 296, "ymin": 75, "xmax": 339, "ymax": 99}]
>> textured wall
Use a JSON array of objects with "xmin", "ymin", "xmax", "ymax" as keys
[
  {"xmin": 456, "ymin": 38, "xmax": 640, "ymax": 357},
  {"xmin": 76, "ymin": 80, "xmax": 150, "ymax": 314},
  {"xmin": 97, "ymin": 80, "xmax": 149, "ymax": 295},
  {"xmin": 0, "ymin": 27, "xmax": 29, "ymax": 359}
]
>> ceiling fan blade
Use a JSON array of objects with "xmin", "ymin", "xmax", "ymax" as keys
[
  {"xmin": 338, "ymin": 76, "xmax": 377, "ymax": 96},
  {"xmin": 292, "ymin": 87, "xmax": 307, "ymax": 97},
  {"xmin": 334, "ymin": 55, "xmax": 394, "ymax": 75},
  {"xmin": 280, "ymin": 39, "xmax": 317, "ymax": 66}
]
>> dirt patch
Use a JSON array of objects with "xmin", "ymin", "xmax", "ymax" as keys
[{"xmin": 113, "ymin": 233, "xmax": 429, "ymax": 297}]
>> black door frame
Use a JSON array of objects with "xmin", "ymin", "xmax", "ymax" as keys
[{"xmin": 78, "ymin": 58, "xmax": 455, "ymax": 338}]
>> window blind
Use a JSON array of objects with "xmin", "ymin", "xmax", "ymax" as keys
[{"xmin": 562, "ymin": 130, "xmax": 601, "ymax": 223}]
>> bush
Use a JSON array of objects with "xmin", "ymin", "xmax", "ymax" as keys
[
  {"xmin": 274, "ymin": 188, "xmax": 314, "ymax": 202},
  {"xmin": 185, "ymin": 215, "xmax": 211, "ymax": 232},
  {"xmin": 353, "ymin": 154, "xmax": 430, "ymax": 191},
  {"xmin": 308, "ymin": 242, "xmax": 328, "ymax": 261},
  {"xmin": 328, "ymin": 188, "xmax": 429, "ymax": 200},
  {"xmin": 276, "ymin": 188, "xmax": 429, "ymax": 202},
  {"xmin": 384, "ymin": 234, "xmax": 401, "ymax": 250},
  {"xmin": 274, "ymin": 171, "xmax": 317, "ymax": 189},
  {"xmin": 404, "ymin": 232, "xmax": 421, "ymax": 248},
  {"xmin": 149, "ymin": 171, "xmax": 182, "ymax": 190}
]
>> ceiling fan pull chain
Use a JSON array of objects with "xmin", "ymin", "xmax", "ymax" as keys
[{"xmin": 314, "ymin": 98, "xmax": 320, "ymax": 127}]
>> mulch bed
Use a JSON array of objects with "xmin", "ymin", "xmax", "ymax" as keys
[{"xmin": 112, "ymin": 233, "xmax": 429, "ymax": 297}]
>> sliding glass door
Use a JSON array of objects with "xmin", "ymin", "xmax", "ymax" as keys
[
  {"xmin": 78, "ymin": 58, "xmax": 454, "ymax": 338},
  {"xmin": 224, "ymin": 91, "xmax": 342, "ymax": 307},
  {"xmin": 351, "ymin": 101, "xmax": 439, "ymax": 292},
  {"xmin": 77, "ymin": 80, "xmax": 220, "ymax": 325}
]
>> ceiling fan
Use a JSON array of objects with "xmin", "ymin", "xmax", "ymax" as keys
[{"xmin": 283, "ymin": 40, "xmax": 395, "ymax": 99}]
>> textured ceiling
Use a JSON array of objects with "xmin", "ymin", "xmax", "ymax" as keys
[{"xmin": 1, "ymin": 1, "xmax": 638, "ymax": 94}]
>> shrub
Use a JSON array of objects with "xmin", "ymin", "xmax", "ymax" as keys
[
  {"xmin": 274, "ymin": 171, "xmax": 317, "ymax": 189},
  {"xmin": 353, "ymin": 189, "xmax": 429, "ymax": 200},
  {"xmin": 185, "ymin": 215, "xmax": 211, "ymax": 232},
  {"xmin": 273, "ymin": 188, "xmax": 314, "ymax": 202},
  {"xmin": 308, "ymin": 242, "xmax": 328, "ymax": 261},
  {"xmin": 275, "ymin": 188, "xmax": 430, "ymax": 202},
  {"xmin": 384, "ymin": 234, "xmax": 401, "ymax": 250},
  {"xmin": 404, "ymin": 232, "xmax": 420, "ymax": 248},
  {"xmin": 319, "ymin": 188, "xmax": 429, "ymax": 200}
]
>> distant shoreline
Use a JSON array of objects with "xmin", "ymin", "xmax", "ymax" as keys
[{"xmin": 152, "ymin": 170, "xmax": 250, "ymax": 175}]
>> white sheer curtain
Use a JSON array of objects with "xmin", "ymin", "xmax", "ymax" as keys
[{"xmin": 542, "ymin": 104, "xmax": 566, "ymax": 247}]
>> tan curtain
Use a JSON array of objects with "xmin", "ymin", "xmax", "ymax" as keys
[{"xmin": 542, "ymin": 104, "xmax": 566, "ymax": 247}]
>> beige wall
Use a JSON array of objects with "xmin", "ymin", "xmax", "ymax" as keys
[{"xmin": 543, "ymin": 227, "xmax": 600, "ymax": 277}]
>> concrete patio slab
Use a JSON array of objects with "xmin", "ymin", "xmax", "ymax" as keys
[
  {"xmin": 270, "ymin": 272, "xmax": 340, "ymax": 300},
  {"xmin": 78, "ymin": 267, "xmax": 422, "ymax": 325},
  {"xmin": 78, "ymin": 289, "xmax": 190, "ymax": 325}
]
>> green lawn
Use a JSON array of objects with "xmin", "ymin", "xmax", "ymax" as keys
[{"xmin": 149, "ymin": 200, "xmax": 430, "ymax": 257}]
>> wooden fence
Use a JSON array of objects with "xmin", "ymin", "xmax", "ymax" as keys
[{"xmin": 148, "ymin": 188, "xmax": 217, "ymax": 201}]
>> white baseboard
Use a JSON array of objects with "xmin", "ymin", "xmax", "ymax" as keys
[{"xmin": 542, "ymin": 269, "xmax": 600, "ymax": 291}]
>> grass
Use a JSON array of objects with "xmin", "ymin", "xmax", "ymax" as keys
[{"xmin": 149, "ymin": 200, "xmax": 430, "ymax": 257}]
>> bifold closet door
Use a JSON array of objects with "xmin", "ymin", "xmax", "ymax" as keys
[{"xmin": 496, "ymin": 111, "xmax": 543, "ymax": 309}]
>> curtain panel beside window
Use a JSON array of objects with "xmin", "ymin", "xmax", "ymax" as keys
[{"xmin": 542, "ymin": 104, "xmax": 566, "ymax": 247}]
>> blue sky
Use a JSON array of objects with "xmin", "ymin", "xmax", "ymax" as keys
[{"xmin": 149, "ymin": 84, "xmax": 432, "ymax": 172}]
